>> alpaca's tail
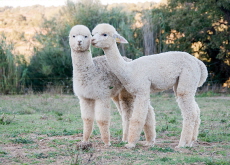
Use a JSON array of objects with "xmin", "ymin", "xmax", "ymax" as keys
[{"xmin": 196, "ymin": 59, "xmax": 208, "ymax": 87}]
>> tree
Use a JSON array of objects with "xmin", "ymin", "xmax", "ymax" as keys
[
  {"xmin": 27, "ymin": 0, "xmax": 144, "ymax": 92},
  {"xmin": 27, "ymin": 18, "xmax": 72, "ymax": 92},
  {"xmin": 163, "ymin": 0, "xmax": 230, "ymax": 85},
  {"xmin": 60, "ymin": 0, "xmax": 140, "ymax": 59}
]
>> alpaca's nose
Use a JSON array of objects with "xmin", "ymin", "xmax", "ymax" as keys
[
  {"xmin": 91, "ymin": 38, "xmax": 95, "ymax": 42},
  {"xmin": 78, "ymin": 40, "xmax": 82, "ymax": 44}
]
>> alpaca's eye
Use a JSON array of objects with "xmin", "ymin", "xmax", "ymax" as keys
[
  {"xmin": 85, "ymin": 36, "xmax": 88, "ymax": 38},
  {"xmin": 103, "ymin": 34, "xmax": 107, "ymax": 36},
  {"xmin": 73, "ymin": 35, "xmax": 75, "ymax": 38}
]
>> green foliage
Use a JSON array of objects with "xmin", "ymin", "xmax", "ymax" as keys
[
  {"xmin": 160, "ymin": 157, "xmax": 172, "ymax": 162},
  {"xmin": 112, "ymin": 141, "xmax": 127, "ymax": 147},
  {"xmin": 33, "ymin": 152, "xmax": 49, "ymax": 159},
  {"xmin": 0, "ymin": 113, "xmax": 15, "ymax": 125},
  {"xmin": 27, "ymin": 17, "xmax": 72, "ymax": 92},
  {"xmin": 206, "ymin": 160, "xmax": 230, "ymax": 165},
  {"xmin": 0, "ymin": 34, "xmax": 27, "ymax": 94},
  {"xmin": 27, "ymin": 0, "xmax": 142, "ymax": 92},
  {"xmin": 197, "ymin": 91, "xmax": 220, "ymax": 97},
  {"xmin": 10, "ymin": 137, "xmax": 34, "ymax": 144},
  {"xmin": 162, "ymin": 0, "xmax": 230, "ymax": 84},
  {"xmin": 1, "ymin": 0, "xmax": 229, "ymax": 93},
  {"xmin": 60, "ymin": 0, "xmax": 141, "ymax": 59},
  {"xmin": 0, "ymin": 150, "xmax": 7, "ymax": 155},
  {"xmin": 149, "ymin": 146, "xmax": 174, "ymax": 152},
  {"xmin": 45, "ymin": 130, "xmax": 83, "ymax": 137}
]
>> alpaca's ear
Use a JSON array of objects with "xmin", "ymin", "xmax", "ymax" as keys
[{"xmin": 113, "ymin": 34, "xmax": 128, "ymax": 44}]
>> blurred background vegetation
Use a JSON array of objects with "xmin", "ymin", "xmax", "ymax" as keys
[{"xmin": 0, "ymin": 0, "xmax": 229, "ymax": 94}]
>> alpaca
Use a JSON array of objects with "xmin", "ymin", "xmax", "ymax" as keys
[
  {"xmin": 91, "ymin": 23, "xmax": 208, "ymax": 148},
  {"xmin": 69, "ymin": 25, "xmax": 156, "ymax": 146}
]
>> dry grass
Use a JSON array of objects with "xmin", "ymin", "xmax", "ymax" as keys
[{"xmin": 0, "ymin": 93, "xmax": 229, "ymax": 164}]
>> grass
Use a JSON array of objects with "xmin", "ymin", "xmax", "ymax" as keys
[{"xmin": 0, "ymin": 93, "xmax": 229, "ymax": 164}]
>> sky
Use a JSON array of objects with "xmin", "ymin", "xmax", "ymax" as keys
[{"xmin": 0, "ymin": 0, "xmax": 162, "ymax": 7}]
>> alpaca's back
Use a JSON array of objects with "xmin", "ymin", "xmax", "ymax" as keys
[{"xmin": 126, "ymin": 51, "xmax": 207, "ymax": 93}]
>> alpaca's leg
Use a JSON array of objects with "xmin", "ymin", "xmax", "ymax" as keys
[
  {"xmin": 119, "ymin": 100, "xmax": 131, "ymax": 142},
  {"xmin": 118, "ymin": 89, "xmax": 133, "ymax": 142},
  {"xmin": 176, "ymin": 94, "xmax": 198, "ymax": 147},
  {"xmin": 143, "ymin": 103, "xmax": 156, "ymax": 146},
  {"xmin": 113, "ymin": 96, "xmax": 130, "ymax": 142},
  {"xmin": 112, "ymin": 95, "xmax": 122, "ymax": 115},
  {"xmin": 79, "ymin": 98, "xmax": 95, "ymax": 142},
  {"xmin": 125, "ymin": 96, "xmax": 149, "ymax": 148},
  {"xmin": 192, "ymin": 101, "xmax": 201, "ymax": 143},
  {"xmin": 95, "ymin": 99, "xmax": 111, "ymax": 146}
]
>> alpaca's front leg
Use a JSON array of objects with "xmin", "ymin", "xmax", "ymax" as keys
[
  {"xmin": 79, "ymin": 97, "xmax": 95, "ymax": 142},
  {"xmin": 125, "ymin": 96, "xmax": 149, "ymax": 148},
  {"xmin": 95, "ymin": 99, "xmax": 111, "ymax": 146}
]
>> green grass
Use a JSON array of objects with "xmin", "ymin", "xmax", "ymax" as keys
[
  {"xmin": 0, "ymin": 93, "xmax": 229, "ymax": 164},
  {"xmin": 149, "ymin": 146, "xmax": 174, "ymax": 152},
  {"xmin": 10, "ymin": 137, "xmax": 35, "ymax": 144}
]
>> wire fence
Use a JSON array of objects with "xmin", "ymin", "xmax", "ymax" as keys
[
  {"xmin": 0, "ymin": 77, "xmax": 73, "ymax": 95},
  {"xmin": 1, "ymin": 77, "xmax": 229, "ymax": 95}
]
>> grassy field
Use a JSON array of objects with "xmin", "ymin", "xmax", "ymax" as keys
[{"xmin": 0, "ymin": 93, "xmax": 229, "ymax": 164}]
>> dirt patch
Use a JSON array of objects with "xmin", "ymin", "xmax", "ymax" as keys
[{"xmin": 1, "ymin": 134, "xmax": 228, "ymax": 165}]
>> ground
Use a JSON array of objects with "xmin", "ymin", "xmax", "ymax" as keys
[{"xmin": 0, "ymin": 94, "xmax": 229, "ymax": 164}]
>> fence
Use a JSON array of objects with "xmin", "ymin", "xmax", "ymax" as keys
[
  {"xmin": 1, "ymin": 77, "xmax": 229, "ymax": 95},
  {"xmin": 0, "ymin": 77, "xmax": 73, "ymax": 95}
]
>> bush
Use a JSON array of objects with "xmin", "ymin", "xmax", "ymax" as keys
[{"xmin": 0, "ymin": 34, "xmax": 27, "ymax": 94}]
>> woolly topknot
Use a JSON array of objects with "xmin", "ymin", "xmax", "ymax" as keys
[
  {"xmin": 69, "ymin": 25, "xmax": 91, "ymax": 36},
  {"xmin": 92, "ymin": 23, "xmax": 118, "ymax": 35}
]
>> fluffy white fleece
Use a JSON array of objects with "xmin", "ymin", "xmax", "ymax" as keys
[
  {"xmin": 69, "ymin": 25, "xmax": 156, "ymax": 146},
  {"xmin": 91, "ymin": 23, "xmax": 208, "ymax": 148}
]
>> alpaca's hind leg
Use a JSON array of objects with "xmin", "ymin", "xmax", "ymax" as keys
[
  {"xmin": 192, "ymin": 101, "xmax": 201, "ymax": 143},
  {"xmin": 79, "ymin": 97, "xmax": 95, "ymax": 142},
  {"xmin": 119, "ymin": 100, "xmax": 132, "ymax": 142},
  {"xmin": 112, "ymin": 95, "xmax": 122, "ymax": 115},
  {"xmin": 143, "ymin": 103, "xmax": 156, "ymax": 146},
  {"xmin": 95, "ymin": 99, "xmax": 111, "ymax": 146},
  {"xmin": 125, "ymin": 96, "xmax": 149, "ymax": 148},
  {"xmin": 118, "ymin": 89, "xmax": 133, "ymax": 142},
  {"xmin": 112, "ymin": 93, "xmax": 130, "ymax": 142},
  {"xmin": 176, "ymin": 94, "xmax": 198, "ymax": 147}
]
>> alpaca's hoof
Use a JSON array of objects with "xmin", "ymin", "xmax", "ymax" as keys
[
  {"xmin": 104, "ymin": 142, "xmax": 111, "ymax": 147},
  {"xmin": 125, "ymin": 143, "xmax": 136, "ymax": 148},
  {"xmin": 122, "ymin": 139, "xmax": 128, "ymax": 143},
  {"xmin": 122, "ymin": 136, "xmax": 128, "ymax": 142},
  {"xmin": 175, "ymin": 145, "xmax": 181, "ymax": 148},
  {"xmin": 176, "ymin": 141, "xmax": 194, "ymax": 148},
  {"xmin": 189, "ymin": 141, "xmax": 195, "ymax": 147},
  {"xmin": 143, "ymin": 141, "xmax": 154, "ymax": 147}
]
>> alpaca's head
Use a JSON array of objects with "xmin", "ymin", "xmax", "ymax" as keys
[
  {"xmin": 69, "ymin": 25, "xmax": 91, "ymax": 52},
  {"xmin": 91, "ymin": 23, "xmax": 128, "ymax": 49}
]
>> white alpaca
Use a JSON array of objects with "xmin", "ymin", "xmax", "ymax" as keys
[
  {"xmin": 69, "ymin": 25, "xmax": 156, "ymax": 146},
  {"xmin": 91, "ymin": 23, "xmax": 208, "ymax": 148}
]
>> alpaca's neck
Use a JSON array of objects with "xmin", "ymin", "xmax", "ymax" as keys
[
  {"xmin": 71, "ymin": 49, "xmax": 94, "ymax": 70},
  {"xmin": 103, "ymin": 43, "xmax": 127, "ymax": 74}
]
